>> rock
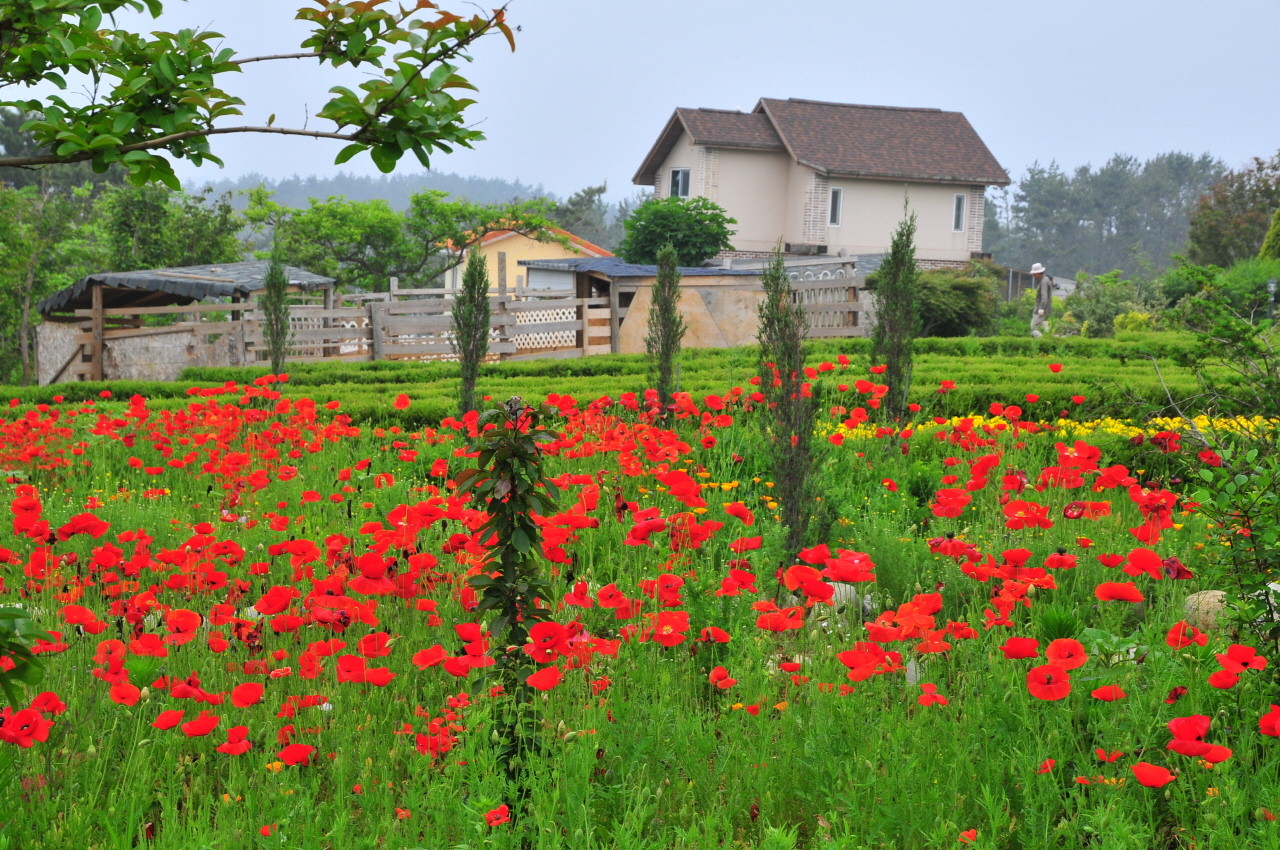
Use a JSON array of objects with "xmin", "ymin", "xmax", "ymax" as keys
[{"xmin": 1184, "ymin": 590, "xmax": 1227, "ymax": 632}]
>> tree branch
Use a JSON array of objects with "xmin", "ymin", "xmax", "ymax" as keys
[
  {"xmin": 230, "ymin": 53, "xmax": 317, "ymax": 66},
  {"xmin": 0, "ymin": 125, "xmax": 357, "ymax": 168}
]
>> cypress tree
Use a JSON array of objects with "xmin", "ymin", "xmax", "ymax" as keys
[
  {"xmin": 646, "ymin": 243, "xmax": 686, "ymax": 409},
  {"xmin": 871, "ymin": 203, "xmax": 920, "ymax": 421},
  {"xmin": 452, "ymin": 249, "xmax": 491, "ymax": 415}
]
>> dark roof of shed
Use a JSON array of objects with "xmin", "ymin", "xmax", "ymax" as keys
[
  {"xmin": 635, "ymin": 98, "xmax": 1010, "ymax": 187},
  {"xmin": 39, "ymin": 261, "xmax": 334, "ymax": 315},
  {"xmin": 518, "ymin": 257, "xmax": 760, "ymax": 278}
]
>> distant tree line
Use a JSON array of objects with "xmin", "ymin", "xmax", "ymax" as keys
[{"xmin": 984, "ymin": 152, "xmax": 1225, "ymax": 278}]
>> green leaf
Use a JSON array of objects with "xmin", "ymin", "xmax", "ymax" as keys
[{"xmin": 334, "ymin": 142, "xmax": 366, "ymax": 165}]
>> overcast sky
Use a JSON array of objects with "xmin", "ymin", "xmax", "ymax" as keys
[{"xmin": 122, "ymin": 0, "xmax": 1280, "ymax": 200}]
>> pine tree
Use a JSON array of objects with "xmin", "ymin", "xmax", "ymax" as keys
[{"xmin": 871, "ymin": 204, "xmax": 920, "ymax": 421}]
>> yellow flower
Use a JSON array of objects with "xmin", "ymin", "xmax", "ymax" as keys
[{"xmin": 265, "ymin": 761, "xmax": 285, "ymax": 773}]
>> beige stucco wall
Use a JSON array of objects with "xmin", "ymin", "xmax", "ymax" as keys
[
  {"xmin": 825, "ymin": 178, "xmax": 977, "ymax": 262},
  {"xmin": 710, "ymin": 149, "xmax": 791, "ymax": 252},
  {"xmin": 447, "ymin": 234, "xmax": 602, "ymax": 294},
  {"xmin": 616, "ymin": 277, "xmax": 767, "ymax": 355},
  {"xmin": 652, "ymin": 131, "xmax": 699, "ymax": 200},
  {"xmin": 650, "ymin": 136, "xmax": 985, "ymax": 262}
]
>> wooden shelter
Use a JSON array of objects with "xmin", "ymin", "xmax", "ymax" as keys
[{"xmin": 37, "ymin": 262, "xmax": 334, "ymax": 384}]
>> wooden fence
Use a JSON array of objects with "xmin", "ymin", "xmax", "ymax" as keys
[{"xmin": 46, "ymin": 278, "xmax": 863, "ymax": 384}]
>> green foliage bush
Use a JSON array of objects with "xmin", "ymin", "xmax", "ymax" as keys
[
  {"xmin": 912, "ymin": 261, "xmax": 1001, "ymax": 337},
  {"xmin": 616, "ymin": 197, "xmax": 736, "ymax": 266}
]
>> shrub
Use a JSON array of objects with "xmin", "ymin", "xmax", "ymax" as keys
[
  {"xmin": 914, "ymin": 262, "xmax": 1002, "ymax": 337},
  {"xmin": 616, "ymin": 197, "xmax": 736, "ymax": 266}
]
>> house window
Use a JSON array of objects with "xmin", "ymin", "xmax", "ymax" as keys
[
  {"xmin": 953, "ymin": 193, "xmax": 967, "ymax": 232},
  {"xmin": 670, "ymin": 168, "xmax": 690, "ymax": 198},
  {"xmin": 829, "ymin": 187, "xmax": 843, "ymax": 226}
]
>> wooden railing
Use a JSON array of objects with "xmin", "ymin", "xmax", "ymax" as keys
[
  {"xmin": 58, "ymin": 290, "xmax": 609, "ymax": 382},
  {"xmin": 50, "ymin": 278, "xmax": 863, "ymax": 383}
]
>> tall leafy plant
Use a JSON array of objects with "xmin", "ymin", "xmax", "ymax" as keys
[
  {"xmin": 452, "ymin": 249, "xmax": 491, "ymax": 416},
  {"xmin": 646, "ymin": 243, "xmax": 686, "ymax": 409},
  {"xmin": 456, "ymin": 397, "xmax": 559, "ymax": 806}
]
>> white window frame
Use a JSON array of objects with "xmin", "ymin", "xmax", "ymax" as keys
[
  {"xmin": 669, "ymin": 168, "xmax": 691, "ymax": 198},
  {"xmin": 953, "ymin": 193, "xmax": 967, "ymax": 232},
  {"xmin": 829, "ymin": 187, "xmax": 843, "ymax": 227}
]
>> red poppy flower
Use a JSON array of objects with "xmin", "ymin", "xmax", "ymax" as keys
[
  {"xmin": 1166, "ymin": 621, "xmax": 1208, "ymax": 649},
  {"xmin": 1090, "ymin": 685, "xmax": 1127, "ymax": 701},
  {"xmin": 1259, "ymin": 705, "xmax": 1280, "ymax": 737},
  {"xmin": 278, "ymin": 743, "xmax": 316, "ymax": 766},
  {"xmin": 708, "ymin": 667, "xmax": 737, "ymax": 690},
  {"xmin": 1130, "ymin": 762, "xmax": 1176, "ymax": 788},
  {"xmin": 231, "ymin": 682, "xmax": 265, "ymax": 708},
  {"xmin": 1048, "ymin": 363, "xmax": 1063, "ymax": 373},
  {"xmin": 485, "ymin": 804, "xmax": 511, "ymax": 827},
  {"xmin": 109, "ymin": 682, "xmax": 141, "ymax": 706},
  {"xmin": 1037, "ymin": 758, "xmax": 1056, "ymax": 774},
  {"xmin": 1216, "ymin": 644, "xmax": 1268, "ymax": 673},
  {"xmin": 724, "ymin": 502, "xmax": 755, "ymax": 526},
  {"xmin": 1044, "ymin": 638, "xmax": 1088, "ymax": 671},
  {"xmin": 216, "ymin": 725, "xmax": 253, "ymax": 755},
  {"xmin": 1164, "ymin": 686, "xmax": 1188, "ymax": 704},
  {"xmin": 1096, "ymin": 748, "xmax": 1124, "ymax": 763},
  {"xmin": 1026, "ymin": 664, "xmax": 1071, "ymax": 700},
  {"xmin": 1207, "ymin": 670, "xmax": 1240, "ymax": 689},
  {"xmin": 999, "ymin": 637, "xmax": 1040, "ymax": 660},
  {"xmin": 1095, "ymin": 581, "xmax": 1144, "ymax": 602},
  {"xmin": 959, "ymin": 828, "xmax": 978, "ymax": 844},
  {"xmin": 151, "ymin": 709, "xmax": 185, "ymax": 730},
  {"xmin": 526, "ymin": 666, "xmax": 563, "ymax": 692},
  {"xmin": 393, "ymin": 394, "xmax": 410, "ymax": 410},
  {"xmin": 917, "ymin": 683, "xmax": 948, "ymax": 706},
  {"xmin": 1167, "ymin": 714, "xmax": 1211, "ymax": 741},
  {"xmin": 181, "ymin": 710, "xmax": 221, "ymax": 737}
]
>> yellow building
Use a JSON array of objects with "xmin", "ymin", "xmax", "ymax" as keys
[{"xmin": 444, "ymin": 227, "xmax": 613, "ymax": 294}]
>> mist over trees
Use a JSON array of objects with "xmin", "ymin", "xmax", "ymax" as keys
[
  {"xmin": 984, "ymin": 152, "xmax": 1225, "ymax": 277},
  {"xmin": 193, "ymin": 171, "xmax": 553, "ymax": 212}
]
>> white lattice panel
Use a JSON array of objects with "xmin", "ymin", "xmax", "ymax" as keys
[{"xmin": 512, "ymin": 306, "xmax": 576, "ymax": 351}]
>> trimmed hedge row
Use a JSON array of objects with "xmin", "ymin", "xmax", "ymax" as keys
[{"xmin": 2, "ymin": 334, "xmax": 1216, "ymax": 426}]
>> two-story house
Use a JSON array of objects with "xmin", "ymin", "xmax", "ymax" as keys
[{"xmin": 633, "ymin": 98, "xmax": 1010, "ymax": 268}]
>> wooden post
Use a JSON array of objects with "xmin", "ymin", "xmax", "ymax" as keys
[
  {"xmin": 497, "ymin": 251, "xmax": 508, "ymax": 299},
  {"xmin": 370, "ymin": 302, "xmax": 385, "ymax": 361},
  {"xmin": 608, "ymin": 281, "xmax": 620, "ymax": 354},
  {"xmin": 90, "ymin": 284, "xmax": 104, "ymax": 381},
  {"xmin": 323, "ymin": 286, "xmax": 335, "ymax": 358}
]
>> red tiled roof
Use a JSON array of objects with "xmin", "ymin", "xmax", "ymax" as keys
[
  {"xmin": 477, "ymin": 227, "xmax": 613, "ymax": 257},
  {"xmin": 634, "ymin": 98, "xmax": 1009, "ymax": 187}
]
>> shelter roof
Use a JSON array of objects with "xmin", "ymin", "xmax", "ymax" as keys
[
  {"xmin": 39, "ymin": 261, "xmax": 334, "ymax": 315},
  {"xmin": 518, "ymin": 257, "xmax": 759, "ymax": 279}
]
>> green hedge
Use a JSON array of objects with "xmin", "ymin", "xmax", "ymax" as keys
[{"xmin": 1, "ymin": 334, "xmax": 1220, "ymax": 427}]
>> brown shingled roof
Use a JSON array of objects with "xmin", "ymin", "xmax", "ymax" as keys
[
  {"xmin": 677, "ymin": 108, "xmax": 783, "ymax": 151},
  {"xmin": 757, "ymin": 98, "xmax": 1009, "ymax": 185},
  {"xmin": 634, "ymin": 98, "xmax": 1010, "ymax": 187}
]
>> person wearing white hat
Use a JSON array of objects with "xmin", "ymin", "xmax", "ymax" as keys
[{"xmin": 1029, "ymin": 262, "xmax": 1054, "ymax": 338}]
